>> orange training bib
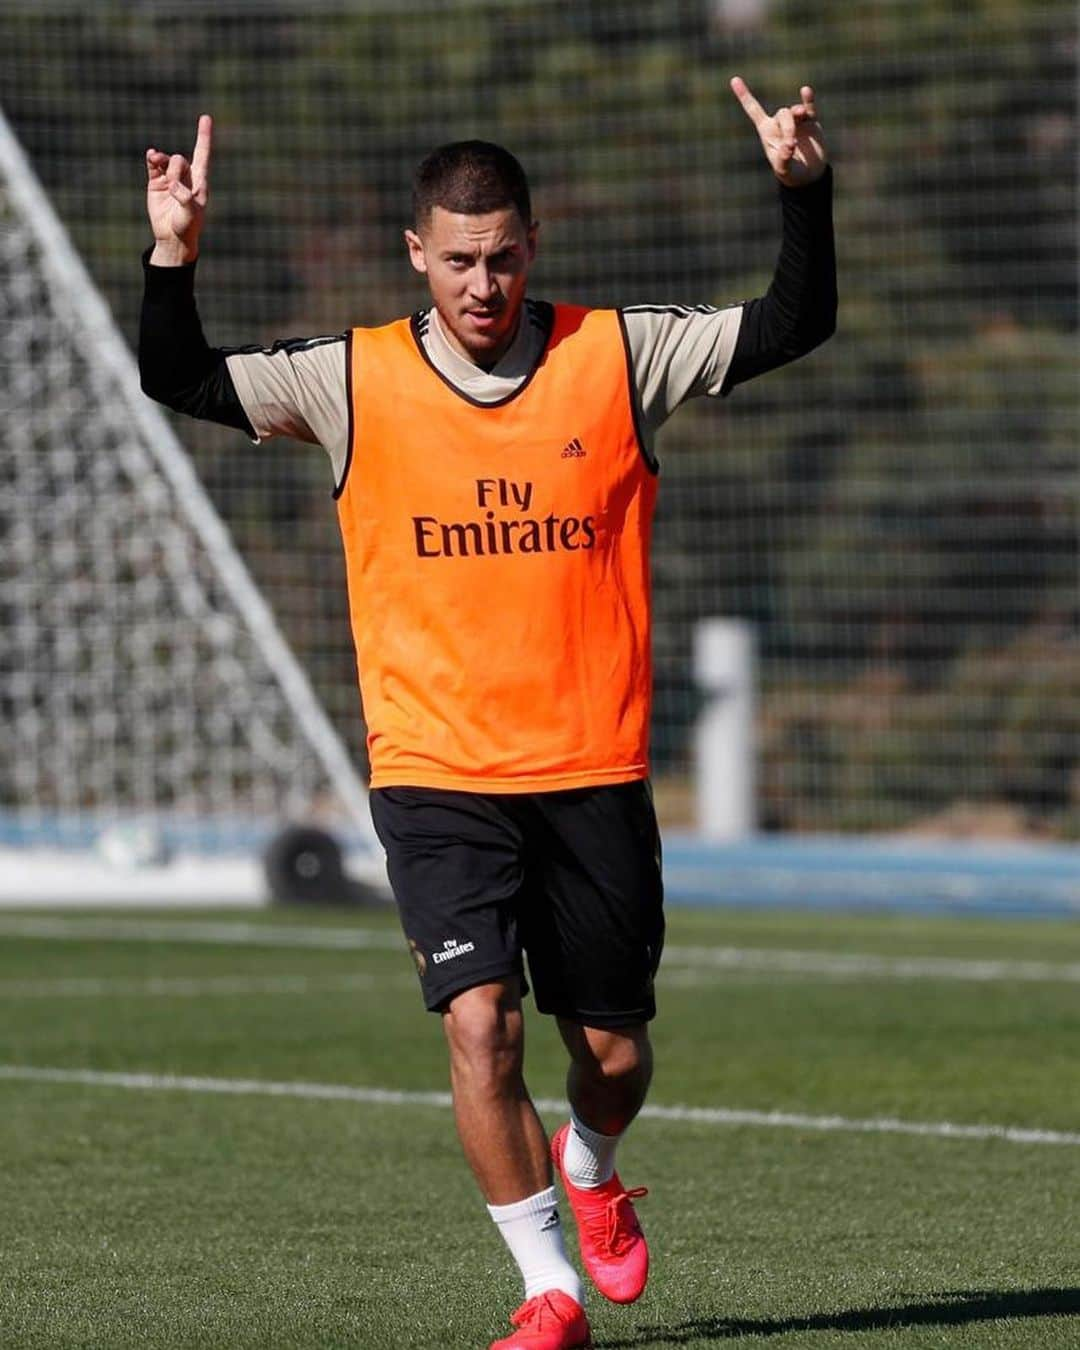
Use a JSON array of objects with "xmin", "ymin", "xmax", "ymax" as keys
[{"xmin": 336, "ymin": 304, "xmax": 658, "ymax": 791}]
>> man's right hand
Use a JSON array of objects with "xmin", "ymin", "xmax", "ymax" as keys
[{"xmin": 146, "ymin": 114, "xmax": 212, "ymax": 265}]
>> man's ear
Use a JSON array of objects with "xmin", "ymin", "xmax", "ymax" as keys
[
  {"xmin": 404, "ymin": 228, "xmax": 428, "ymax": 275},
  {"xmin": 526, "ymin": 220, "xmax": 539, "ymax": 264}
]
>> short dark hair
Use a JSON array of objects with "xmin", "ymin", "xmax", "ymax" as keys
[{"xmin": 412, "ymin": 141, "xmax": 532, "ymax": 230}]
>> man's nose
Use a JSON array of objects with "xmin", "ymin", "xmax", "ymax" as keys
[{"xmin": 471, "ymin": 262, "xmax": 499, "ymax": 299}]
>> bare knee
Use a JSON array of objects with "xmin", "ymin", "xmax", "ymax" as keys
[
  {"xmin": 559, "ymin": 1020, "xmax": 652, "ymax": 1086},
  {"xmin": 442, "ymin": 980, "xmax": 526, "ymax": 1097}
]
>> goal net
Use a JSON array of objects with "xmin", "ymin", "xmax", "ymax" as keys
[{"xmin": 0, "ymin": 105, "xmax": 370, "ymax": 860}]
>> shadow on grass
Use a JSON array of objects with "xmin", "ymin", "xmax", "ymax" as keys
[{"xmin": 597, "ymin": 1287, "xmax": 1080, "ymax": 1346}]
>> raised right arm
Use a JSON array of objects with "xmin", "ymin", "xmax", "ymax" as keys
[
  {"xmin": 139, "ymin": 113, "xmax": 254, "ymax": 431},
  {"xmin": 138, "ymin": 117, "xmax": 349, "ymax": 470}
]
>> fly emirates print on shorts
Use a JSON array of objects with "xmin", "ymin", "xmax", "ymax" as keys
[{"xmin": 336, "ymin": 304, "xmax": 659, "ymax": 793}]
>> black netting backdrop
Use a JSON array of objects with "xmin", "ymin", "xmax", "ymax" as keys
[{"xmin": 1, "ymin": 0, "xmax": 1075, "ymax": 834}]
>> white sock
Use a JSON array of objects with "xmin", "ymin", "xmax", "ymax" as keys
[
  {"xmin": 487, "ymin": 1186, "xmax": 584, "ymax": 1304},
  {"xmin": 563, "ymin": 1110, "xmax": 622, "ymax": 1189}
]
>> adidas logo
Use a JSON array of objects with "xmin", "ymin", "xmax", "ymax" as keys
[
  {"xmin": 560, "ymin": 437, "xmax": 586, "ymax": 458},
  {"xmin": 431, "ymin": 937, "xmax": 476, "ymax": 966},
  {"xmin": 540, "ymin": 1209, "xmax": 561, "ymax": 1232}
]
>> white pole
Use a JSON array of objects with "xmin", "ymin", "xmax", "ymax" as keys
[
  {"xmin": 694, "ymin": 618, "xmax": 756, "ymax": 840},
  {"xmin": 0, "ymin": 102, "xmax": 375, "ymax": 842}
]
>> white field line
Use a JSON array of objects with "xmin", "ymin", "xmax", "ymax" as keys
[
  {"xmin": 1, "ymin": 1064, "xmax": 1078, "ymax": 1149},
  {"xmin": 0, "ymin": 972, "xmax": 413, "ymax": 999},
  {"xmin": 662, "ymin": 945, "xmax": 1080, "ymax": 984},
  {"xmin": 0, "ymin": 916, "xmax": 402, "ymax": 950},
  {"xmin": 3, "ymin": 917, "xmax": 1080, "ymax": 985}
]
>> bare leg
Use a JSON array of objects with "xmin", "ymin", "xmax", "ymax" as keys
[
  {"xmin": 557, "ymin": 1020, "xmax": 653, "ymax": 1135},
  {"xmin": 441, "ymin": 977, "xmax": 551, "ymax": 1203}
]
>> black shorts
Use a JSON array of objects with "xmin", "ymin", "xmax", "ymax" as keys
[{"xmin": 369, "ymin": 780, "xmax": 664, "ymax": 1026}]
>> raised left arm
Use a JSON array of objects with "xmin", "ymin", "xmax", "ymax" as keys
[{"xmin": 722, "ymin": 78, "xmax": 835, "ymax": 391}]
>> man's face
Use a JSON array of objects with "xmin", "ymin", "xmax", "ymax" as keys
[{"xmin": 405, "ymin": 205, "xmax": 537, "ymax": 367}]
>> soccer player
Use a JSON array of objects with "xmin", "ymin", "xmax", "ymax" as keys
[{"xmin": 140, "ymin": 77, "xmax": 834, "ymax": 1350}]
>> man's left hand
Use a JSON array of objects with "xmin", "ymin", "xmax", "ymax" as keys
[{"xmin": 731, "ymin": 77, "xmax": 828, "ymax": 188}]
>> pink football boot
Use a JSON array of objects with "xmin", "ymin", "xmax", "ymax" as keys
[{"xmin": 550, "ymin": 1123, "xmax": 648, "ymax": 1304}]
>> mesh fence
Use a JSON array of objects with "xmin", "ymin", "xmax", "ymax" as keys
[{"xmin": 0, "ymin": 0, "xmax": 1076, "ymax": 836}]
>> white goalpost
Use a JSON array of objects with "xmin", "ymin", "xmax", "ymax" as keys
[{"xmin": 0, "ymin": 102, "xmax": 377, "ymax": 901}]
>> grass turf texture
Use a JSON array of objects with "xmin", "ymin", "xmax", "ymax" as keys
[{"xmin": 1, "ymin": 904, "xmax": 1078, "ymax": 1348}]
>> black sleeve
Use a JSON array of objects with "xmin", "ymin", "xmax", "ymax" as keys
[
  {"xmin": 138, "ymin": 249, "xmax": 256, "ymax": 436},
  {"xmin": 721, "ymin": 165, "xmax": 837, "ymax": 394}
]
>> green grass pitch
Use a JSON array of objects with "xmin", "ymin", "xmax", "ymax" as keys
[{"xmin": 1, "ymin": 903, "xmax": 1079, "ymax": 1348}]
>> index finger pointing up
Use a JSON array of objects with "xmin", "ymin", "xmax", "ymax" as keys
[
  {"xmin": 730, "ymin": 75, "xmax": 768, "ymax": 128},
  {"xmin": 190, "ymin": 113, "xmax": 213, "ymax": 189}
]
